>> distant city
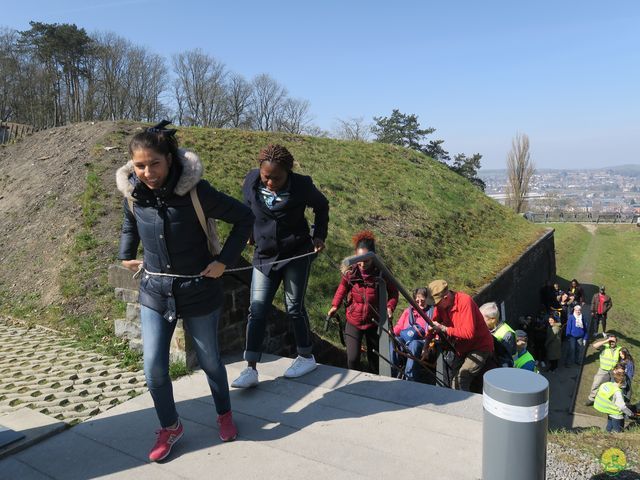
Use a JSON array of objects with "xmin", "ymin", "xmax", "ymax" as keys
[{"xmin": 479, "ymin": 165, "xmax": 640, "ymax": 214}]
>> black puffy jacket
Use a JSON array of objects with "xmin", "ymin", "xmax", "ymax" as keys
[{"xmin": 117, "ymin": 150, "xmax": 254, "ymax": 319}]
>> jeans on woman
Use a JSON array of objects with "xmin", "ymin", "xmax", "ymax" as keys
[
  {"xmin": 141, "ymin": 305, "xmax": 230, "ymax": 427},
  {"xmin": 564, "ymin": 336, "xmax": 583, "ymax": 366},
  {"xmin": 244, "ymin": 255, "xmax": 314, "ymax": 363},
  {"xmin": 391, "ymin": 339, "xmax": 425, "ymax": 381}
]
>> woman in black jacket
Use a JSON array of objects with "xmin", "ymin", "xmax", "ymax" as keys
[
  {"xmin": 117, "ymin": 122, "xmax": 254, "ymax": 462},
  {"xmin": 231, "ymin": 144, "xmax": 329, "ymax": 388}
]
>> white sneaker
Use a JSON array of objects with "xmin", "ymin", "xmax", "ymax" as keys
[
  {"xmin": 231, "ymin": 367, "xmax": 259, "ymax": 388},
  {"xmin": 283, "ymin": 355, "xmax": 317, "ymax": 379}
]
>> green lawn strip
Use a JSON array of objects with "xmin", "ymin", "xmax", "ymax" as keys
[
  {"xmin": 570, "ymin": 226, "xmax": 640, "ymax": 416},
  {"xmin": 551, "ymin": 223, "xmax": 592, "ymax": 280},
  {"xmin": 552, "ymin": 224, "xmax": 640, "ymax": 456}
]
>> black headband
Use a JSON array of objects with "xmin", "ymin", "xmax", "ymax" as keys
[{"xmin": 147, "ymin": 120, "xmax": 177, "ymax": 137}]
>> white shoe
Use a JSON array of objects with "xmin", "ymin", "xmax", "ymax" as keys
[
  {"xmin": 283, "ymin": 355, "xmax": 317, "ymax": 379},
  {"xmin": 231, "ymin": 367, "xmax": 259, "ymax": 388}
]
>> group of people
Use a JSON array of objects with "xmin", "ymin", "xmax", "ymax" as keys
[
  {"xmin": 540, "ymin": 279, "xmax": 636, "ymax": 432},
  {"xmin": 117, "ymin": 121, "xmax": 635, "ymax": 464}
]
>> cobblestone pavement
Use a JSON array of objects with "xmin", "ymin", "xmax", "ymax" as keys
[{"xmin": 0, "ymin": 317, "xmax": 147, "ymax": 424}]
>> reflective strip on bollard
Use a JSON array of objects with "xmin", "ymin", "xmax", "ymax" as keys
[{"xmin": 483, "ymin": 394, "xmax": 548, "ymax": 423}]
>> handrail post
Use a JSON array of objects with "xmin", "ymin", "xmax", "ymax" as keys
[{"xmin": 377, "ymin": 274, "xmax": 391, "ymax": 376}]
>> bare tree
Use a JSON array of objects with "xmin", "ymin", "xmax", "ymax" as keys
[
  {"xmin": 225, "ymin": 73, "xmax": 253, "ymax": 128},
  {"xmin": 0, "ymin": 28, "xmax": 19, "ymax": 122},
  {"xmin": 172, "ymin": 49, "xmax": 227, "ymax": 126},
  {"xmin": 506, "ymin": 133, "xmax": 536, "ymax": 213},
  {"xmin": 275, "ymin": 98, "xmax": 312, "ymax": 134},
  {"xmin": 333, "ymin": 117, "xmax": 371, "ymax": 141},
  {"xmin": 250, "ymin": 73, "xmax": 287, "ymax": 131}
]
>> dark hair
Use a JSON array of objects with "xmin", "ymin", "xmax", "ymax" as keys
[
  {"xmin": 129, "ymin": 121, "xmax": 179, "ymax": 160},
  {"xmin": 258, "ymin": 144, "xmax": 295, "ymax": 172},
  {"xmin": 352, "ymin": 230, "xmax": 376, "ymax": 252},
  {"xmin": 571, "ymin": 278, "xmax": 579, "ymax": 284},
  {"xmin": 620, "ymin": 347, "xmax": 634, "ymax": 363},
  {"xmin": 413, "ymin": 287, "xmax": 429, "ymax": 299}
]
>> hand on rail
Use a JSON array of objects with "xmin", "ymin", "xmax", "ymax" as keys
[
  {"xmin": 201, "ymin": 261, "xmax": 226, "ymax": 278},
  {"xmin": 327, "ymin": 306, "xmax": 338, "ymax": 318},
  {"xmin": 313, "ymin": 238, "xmax": 326, "ymax": 253}
]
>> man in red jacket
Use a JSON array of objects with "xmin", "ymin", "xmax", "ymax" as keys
[{"xmin": 425, "ymin": 280, "xmax": 494, "ymax": 391}]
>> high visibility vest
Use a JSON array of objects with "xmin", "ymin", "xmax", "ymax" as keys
[
  {"xmin": 594, "ymin": 382, "xmax": 622, "ymax": 416},
  {"xmin": 493, "ymin": 322, "xmax": 515, "ymax": 341},
  {"xmin": 514, "ymin": 350, "xmax": 538, "ymax": 373},
  {"xmin": 599, "ymin": 346, "xmax": 622, "ymax": 371}
]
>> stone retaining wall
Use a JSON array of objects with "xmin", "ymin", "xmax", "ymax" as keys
[
  {"xmin": 108, "ymin": 260, "xmax": 345, "ymax": 369},
  {"xmin": 473, "ymin": 228, "xmax": 556, "ymax": 327}
]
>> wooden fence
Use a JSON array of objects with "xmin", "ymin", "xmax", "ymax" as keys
[{"xmin": 0, "ymin": 122, "xmax": 37, "ymax": 144}]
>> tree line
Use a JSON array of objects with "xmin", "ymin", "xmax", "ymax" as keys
[
  {"xmin": 0, "ymin": 22, "xmax": 313, "ymax": 134},
  {"xmin": 1, "ymin": 21, "xmax": 492, "ymax": 190}
]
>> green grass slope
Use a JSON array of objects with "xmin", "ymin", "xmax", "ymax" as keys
[
  {"xmin": 178, "ymin": 126, "xmax": 545, "ymax": 323},
  {"xmin": 0, "ymin": 121, "xmax": 546, "ymax": 359}
]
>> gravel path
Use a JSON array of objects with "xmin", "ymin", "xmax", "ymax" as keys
[
  {"xmin": 547, "ymin": 442, "xmax": 639, "ymax": 479},
  {"xmin": 0, "ymin": 317, "xmax": 147, "ymax": 423}
]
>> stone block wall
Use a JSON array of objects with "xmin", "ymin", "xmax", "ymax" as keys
[
  {"xmin": 473, "ymin": 228, "xmax": 556, "ymax": 328},
  {"xmin": 108, "ymin": 260, "xmax": 346, "ymax": 369}
]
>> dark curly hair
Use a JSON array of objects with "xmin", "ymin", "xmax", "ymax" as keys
[
  {"xmin": 352, "ymin": 230, "xmax": 376, "ymax": 252},
  {"xmin": 258, "ymin": 144, "xmax": 295, "ymax": 172}
]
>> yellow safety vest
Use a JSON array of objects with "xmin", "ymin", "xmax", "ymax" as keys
[
  {"xmin": 594, "ymin": 382, "xmax": 622, "ymax": 416},
  {"xmin": 513, "ymin": 350, "xmax": 538, "ymax": 373},
  {"xmin": 493, "ymin": 322, "xmax": 515, "ymax": 341},
  {"xmin": 599, "ymin": 346, "xmax": 621, "ymax": 371}
]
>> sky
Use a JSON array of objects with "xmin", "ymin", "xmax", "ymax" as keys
[{"xmin": 3, "ymin": 0, "xmax": 640, "ymax": 169}]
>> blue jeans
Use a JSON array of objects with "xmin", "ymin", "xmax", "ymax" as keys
[
  {"xmin": 141, "ymin": 305, "xmax": 230, "ymax": 427},
  {"xmin": 564, "ymin": 336, "xmax": 583, "ymax": 365},
  {"xmin": 606, "ymin": 416, "xmax": 624, "ymax": 432},
  {"xmin": 244, "ymin": 255, "xmax": 314, "ymax": 362},
  {"xmin": 391, "ymin": 339, "xmax": 425, "ymax": 380}
]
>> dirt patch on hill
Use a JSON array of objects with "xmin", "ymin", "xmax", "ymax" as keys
[{"xmin": 0, "ymin": 121, "xmax": 137, "ymax": 309}]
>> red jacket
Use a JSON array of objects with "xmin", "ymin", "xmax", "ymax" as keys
[
  {"xmin": 428, "ymin": 291, "xmax": 494, "ymax": 356},
  {"xmin": 331, "ymin": 266, "xmax": 399, "ymax": 329}
]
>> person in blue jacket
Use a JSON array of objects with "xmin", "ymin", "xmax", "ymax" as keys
[
  {"xmin": 117, "ymin": 121, "xmax": 254, "ymax": 462},
  {"xmin": 232, "ymin": 144, "xmax": 329, "ymax": 388},
  {"xmin": 564, "ymin": 304, "xmax": 589, "ymax": 367}
]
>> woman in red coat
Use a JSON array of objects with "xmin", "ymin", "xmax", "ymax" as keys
[{"xmin": 327, "ymin": 231, "xmax": 398, "ymax": 373}]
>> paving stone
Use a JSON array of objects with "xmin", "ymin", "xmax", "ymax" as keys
[{"xmin": 0, "ymin": 317, "xmax": 147, "ymax": 424}]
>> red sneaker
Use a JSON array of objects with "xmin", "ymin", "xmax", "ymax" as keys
[
  {"xmin": 148, "ymin": 419, "xmax": 184, "ymax": 462},
  {"xmin": 217, "ymin": 411, "xmax": 238, "ymax": 442}
]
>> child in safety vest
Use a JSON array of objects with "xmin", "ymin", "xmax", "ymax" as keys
[
  {"xmin": 513, "ymin": 330, "xmax": 538, "ymax": 373},
  {"xmin": 593, "ymin": 370, "xmax": 634, "ymax": 432}
]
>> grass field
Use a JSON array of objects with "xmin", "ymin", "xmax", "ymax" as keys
[{"xmin": 549, "ymin": 223, "xmax": 640, "ymax": 466}]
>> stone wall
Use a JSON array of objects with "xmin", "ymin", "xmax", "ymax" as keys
[
  {"xmin": 473, "ymin": 228, "xmax": 556, "ymax": 328},
  {"xmin": 108, "ymin": 260, "xmax": 345, "ymax": 369}
]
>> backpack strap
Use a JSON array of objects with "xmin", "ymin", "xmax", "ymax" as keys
[
  {"xmin": 408, "ymin": 308, "xmax": 416, "ymax": 326},
  {"xmin": 127, "ymin": 197, "xmax": 134, "ymax": 213},
  {"xmin": 190, "ymin": 187, "xmax": 222, "ymax": 255},
  {"xmin": 190, "ymin": 188, "xmax": 210, "ymax": 243}
]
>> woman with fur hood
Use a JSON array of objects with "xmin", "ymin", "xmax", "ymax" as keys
[
  {"xmin": 327, "ymin": 231, "xmax": 399, "ymax": 374},
  {"xmin": 117, "ymin": 121, "xmax": 254, "ymax": 462}
]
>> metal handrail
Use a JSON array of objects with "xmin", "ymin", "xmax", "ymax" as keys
[{"xmin": 341, "ymin": 251, "xmax": 455, "ymax": 376}]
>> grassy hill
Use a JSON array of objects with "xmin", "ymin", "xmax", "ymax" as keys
[{"xmin": 0, "ymin": 121, "xmax": 546, "ymax": 363}]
